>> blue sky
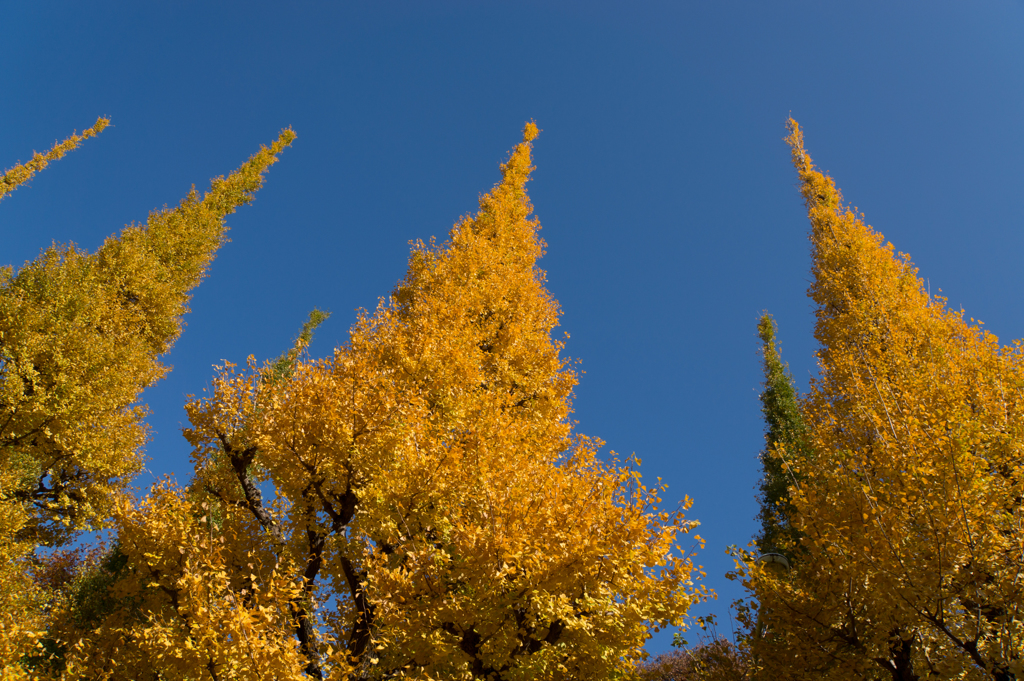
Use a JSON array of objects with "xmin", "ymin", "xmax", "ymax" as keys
[{"xmin": 4, "ymin": 1, "xmax": 1024, "ymax": 653}]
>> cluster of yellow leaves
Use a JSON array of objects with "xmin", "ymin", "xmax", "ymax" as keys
[
  {"xmin": 0, "ymin": 120, "xmax": 294, "ymax": 676},
  {"xmin": 182, "ymin": 123, "xmax": 704, "ymax": 679},
  {"xmin": 52, "ymin": 483, "xmax": 310, "ymax": 680},
  {"xmin": 742, "ymin": 120, "xmax": 1024, "ymax": 681}
]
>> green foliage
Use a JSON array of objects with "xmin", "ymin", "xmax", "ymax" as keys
[
  {"xmin": 753, "ymin": 314, "xmax": 808, "ymax": 560},
  {"xmin": 267, "ymin": 308, "xmax": 331, "ymax": 384},
  {"xmin": 25, "ymin": 546, "xmax": 135, "ymax": 675}
]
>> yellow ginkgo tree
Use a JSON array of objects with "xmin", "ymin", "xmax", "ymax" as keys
[
  {"xmin": 0, "ymin": 119, "xmax": 295, "ymax": 675},
  {"xmin": 175, "ymin": 123, "xmax": 704, "ymax": 680},
  {"xmin": 742, "ymin": 120, "xmax": 1024, "ymax": 681}
]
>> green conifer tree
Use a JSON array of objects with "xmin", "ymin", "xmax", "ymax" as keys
[{"xmin": 754, "ymin": 314, "xmax": 809, "ymax": 560}]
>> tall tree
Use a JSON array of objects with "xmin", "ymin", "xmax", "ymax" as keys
[
  {"xmin": 0, "ymin": 120, "xmax": 294, "ymax": 675},
  {"xmin": 754, "ymin": 314, "xmax": 808, "ymax": 560},
  {"xmin": 62, "ymin": 123, "xmax": 705, "ymax": 680},
  {"xmin": 745, "ymin": 119, "xmax": 1024, "ymax": 681}
]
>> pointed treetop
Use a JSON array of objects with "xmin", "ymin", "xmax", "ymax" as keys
[
  {"xmin": 784, "ymin": 117, "xmax": 809, "ymax": 173},
  {"xmin": 784, "ymin": 117, "xmax": 848, "ymax": 227},
  {"xmin": 0, "ymin": 116, "xmax": 110, "ymax": 201},
  {"xmin": 490, "ymin": 120, "xmax": 539, "ymax": 203},
  {"xmin": 523, "ymin": 120, "xmax": 540, "ymax": 142}
]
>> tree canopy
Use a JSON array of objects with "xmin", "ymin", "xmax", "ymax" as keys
[{"xmin": 8, "ymin": 110, "xmax": 1020, "ymax": 681}]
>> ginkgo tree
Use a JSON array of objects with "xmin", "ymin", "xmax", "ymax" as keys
[
  {"xmin": 5, "ymin": 121, "xmax": 706, "ymax": 680},
  {"xmin": 740, "ymin": 119, "xmax": 1024, "ymax": 681},
  {"xmin": 0, "ymin": 118, "xmax": 295, "ymax": 676}
]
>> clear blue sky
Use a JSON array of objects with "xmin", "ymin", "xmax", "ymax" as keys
[{"xmin": 4, "ymin": 1, "xmax": 1024, "ymax": 654}]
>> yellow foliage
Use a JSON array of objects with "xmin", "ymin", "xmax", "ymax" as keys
[
  {"xmin": 3, "ymin": 120, "xmax": 699, "ymax": 679},
  {"xmin": 182, "ymin": 123, "xmax": 704, "ymax": 679},
  {"xmin": 743, "ymin": 119, "xmax": 1024, "ymax": 681},
  {"xmin": 0, "ymin": 118, "xmax": 109, "ymax": 202},
  {"xmin": 53, "ymin": 483, "xmax": 310, "ymax": 680},
  {"xmin": 0, "ymin": 120, "xmax": 293, "ymax": 676}
]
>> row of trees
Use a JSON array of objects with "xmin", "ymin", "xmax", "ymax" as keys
[
  {"xmin": 3, "ymin": 114, "xmax": 1022, "ymax": 679},
  {"xmin": 0, "ymin": 121, "xmax": 701, "ymax": 679}
]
